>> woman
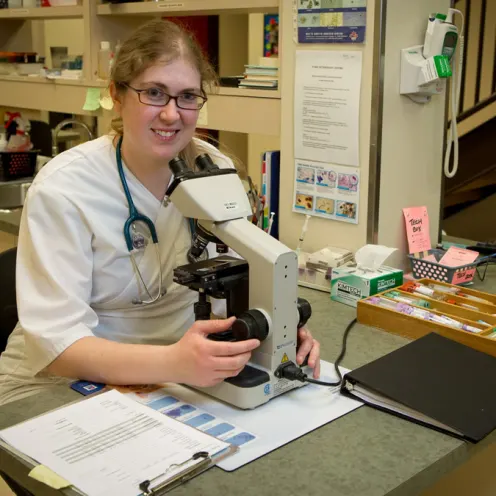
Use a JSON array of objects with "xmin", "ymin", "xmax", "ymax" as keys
[{"xmin": 0, "ymin": 19, "xmax": 320, "ymax": 406}]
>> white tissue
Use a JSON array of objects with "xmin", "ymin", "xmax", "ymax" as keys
[{"xmin": 355, "ymin": 244, "xmax": 397, "ymax": 272}]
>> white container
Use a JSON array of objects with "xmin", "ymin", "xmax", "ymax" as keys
[
  {"xmin": 0, "ymin": 134, "xmax": 7, "ymax": 152},
  {"xmin": 98, "ymin": 41, "xmax": 112, "ymax": 80},
  {"xmin": 16, "ymin": 63, "xmax": 43, "ymax": 76},
  {"xmin": 8, "ymin": 0, "xmax": 22, "ymax": 8}
]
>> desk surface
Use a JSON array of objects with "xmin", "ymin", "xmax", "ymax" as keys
[{"xmin": 0, "ymin": 269, "xmax": 495, "ymax": 496}]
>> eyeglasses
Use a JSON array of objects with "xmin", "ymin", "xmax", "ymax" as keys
[{"xmin": 122, "ymin": 83, "xmax": 207, "ymax": 110}]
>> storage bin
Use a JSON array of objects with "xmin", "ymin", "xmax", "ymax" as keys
[
  {"xmin": 0, "ymin": 151, "xmax": 38, "ymax": 181},
  {"xmin": 408, "ymin": 248, "xmax": 490, "ymax": 285},
  {"xmin": 357, "ymin": 279, "xmax": 496, "ymax": 357}
]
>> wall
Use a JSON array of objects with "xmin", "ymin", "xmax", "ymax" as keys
[
  {"xmin": 43, "ymin": 19, "xmax": 84, "ymax": 68},
  {"xmin": 377, "ymin": 0, "xmax": 450, "ymax": 269},
  {"xmin": 443, "ymin": 193, "xmax": 496, "ymax": 241},
  {"xmin": 277, "ymin": 1, "xmax": 375, "ymax": 253}
]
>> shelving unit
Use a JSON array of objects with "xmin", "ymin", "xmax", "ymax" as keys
[
  {"xmin": 0, "ymin": 0, "xmax": 282, "ymax": 137},
  {"xmin": 97, "ymin": 0, "xmax": 278, "ymax": 16},
  {"xmin": 0, "ymin": 6, "xmax": 83, "ymax": 19}
]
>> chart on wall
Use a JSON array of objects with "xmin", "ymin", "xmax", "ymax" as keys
[
  {"xmin": 295, "ymin": 0, "xmax": 366, "ymax": 44},
  {"xmin": 294, "ymin": 50, "xmax": 362, "ymax": 167},
  {"xmin": 292, "ymin": 159, "xmax": 360, "ymax": 224}
]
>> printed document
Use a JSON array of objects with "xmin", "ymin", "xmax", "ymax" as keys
[
  {"xmin": 294, "ymin": 50, "xmax": 362, "ymax": 166},
  {"xmin": 0, "ymin": 390, "xmax": 229, "ymax": 496}
]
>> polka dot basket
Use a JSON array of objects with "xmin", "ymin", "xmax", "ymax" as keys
[
  {"xmin": 407, "ymin": 248, "xmax": 483, "ymax": 285},
  {"xmin": 0, "ymin": 151, "xmax": 38, "ymax": 181}
]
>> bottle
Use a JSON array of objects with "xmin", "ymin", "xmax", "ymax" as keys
[
  {"xmin": 98, "ymin": 41, "xmax": 112, "ymax": 80},
  {"xmin": 0, "ymin": 133, "xmax": 7, "ymax": 152}
]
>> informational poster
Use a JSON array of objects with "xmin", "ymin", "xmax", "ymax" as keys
[
  {"xmin": 294, "ymin": 50, "xmax": 362, "ymax": 167},
  {"xmin": 292, "ymin": 159, "xmax": 360, "ymax": 224},
  {"xmin": 295, "ymin": 0, "xmax": 366, "ymax": 44}
]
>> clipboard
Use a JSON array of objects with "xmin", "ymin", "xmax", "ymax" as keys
[
  {"xmin": 0, "ymin": 390, "xmax": 239, "ymax": 496},
  {"xmin": 137, "ymin": 447, "xmax": 236, "ymax": 496}
]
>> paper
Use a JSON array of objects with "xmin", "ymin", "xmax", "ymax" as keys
[
  {"xmin": 355, "ymin": 244, "xmax": 397, "ymax": 271},
  {"xmin": 29, "ymin": 465, "xmax": 71, "ymax": 490},
  {"xmin": 295, "ymin": 0, "xmax": 366, "ymax": 44},
  {"xmin": 113, "ymin": 385, "xmax": 258, "ymax": 448},
  {"xmin": 121, "ymin": 361, "xmax": 362, "ymax": 471},
  {"xmin": 82, "ymin": 88, "xmax": 101, "ymax": 111},
  {"xmin": 293, "ymin": 159, "xmax": 360, "ymax": 223},
  {"xmin": 0, "ymin": 390, "xmax": 229, "ymax": 496},
  {"xmin": 402, "ymin": 206, "xmax": 431, "ymax": 254},
  {"xmin": 439, "ymin": 246, "xmax": 479, "ymax": 268},
  {"xmin": 294, "ymin": 50, "xmax": 362, "ymax": 166},
  {"xmin": 452, "ymin": 268, "xmax": 477, "ymax": 285}
]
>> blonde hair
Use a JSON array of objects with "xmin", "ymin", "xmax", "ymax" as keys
[{"xmin": 110, "ymin": 18, "xmax": 222, "ymax": 169}]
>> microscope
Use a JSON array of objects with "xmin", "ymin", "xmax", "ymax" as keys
[{"xmin": 165, "ymin": 153, "xmax": 312, "ymax": 409}]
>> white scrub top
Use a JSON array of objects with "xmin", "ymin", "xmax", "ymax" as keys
[{"xmin": 0, "ymin": 135, "xmax": 233, "ymax": 405}]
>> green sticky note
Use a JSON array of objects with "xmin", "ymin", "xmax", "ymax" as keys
[{"xmin": 83, "ymin": 88, "xmax": 101, "ymax": 111}]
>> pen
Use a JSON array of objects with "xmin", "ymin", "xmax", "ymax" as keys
[{"xmin": 296, "ymin": 214, "xmax": 311, "ymax": 256}]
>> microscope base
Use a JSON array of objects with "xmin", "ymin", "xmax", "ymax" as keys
[{"xmin": 193, "ymin": 364, "xmax": 306, "ymax": 409}]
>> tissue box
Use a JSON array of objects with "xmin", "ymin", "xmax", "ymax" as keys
[{"xmin": 331, "ymin": 265, "xmax": 403, "ymax": 307}]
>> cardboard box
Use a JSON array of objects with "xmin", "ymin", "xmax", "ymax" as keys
[{"xmin": 330, "ymin": 265, "xmax": 403, "ymax": 307}]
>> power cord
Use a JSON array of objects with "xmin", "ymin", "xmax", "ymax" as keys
[{"xmin": 275, "ymin": 318, "xmax": 357, "ymax": 387}]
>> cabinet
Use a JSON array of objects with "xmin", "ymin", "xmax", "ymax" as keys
[{"xmin": 0, "ymin": 1, "xmax": 282, "ymax": 136}]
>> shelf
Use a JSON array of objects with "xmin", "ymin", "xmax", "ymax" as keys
[
  {"xmin": 97, "ymin": 0, "xmax": 278, "ymax": 16},
  {"xmin": 216, "ymin": 86, "xmax": 280, "ymax": 99},
  {"xmin": 0, "ymin": 77, "xmax": 280, "ymax": 135},
  {"xmin": 0, "ymin": 6, "xmax": 83, "ymax": 19},
  {"xmin": 203, "ymin": 90, "xmax": 280, "ymax": 136},
  {"xmin": 0, "ymin": 76, "xmax": 102, "ymax": 115}
]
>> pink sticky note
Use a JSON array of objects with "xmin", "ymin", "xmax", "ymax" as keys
[
  {"xmin": 439, "ymin": 246, "xmax": 479, "ymax": 267},
  {"xmin": 452, "ymin": 268, "xmax": 476, "ymax": 285},
  {"xmin": 403, "ymin": 206, "xmax": 431, "ymax": 254}
]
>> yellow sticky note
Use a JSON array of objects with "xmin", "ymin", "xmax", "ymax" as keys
[
  {"xmin": 83, "ymin": 88, "xmax": 101, "ymax": 111},
  {"xmin": 29, "ymin": 465, "xmax": 71, "ymax": 490},
  {"xmin": 197, "ymin": 101, "xmax": 208, "ymax": 127},
  {"xmin": 99, "ymin": 95, "xmax": 114, "ymax": 110}
]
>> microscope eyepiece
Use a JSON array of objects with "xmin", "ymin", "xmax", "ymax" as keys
[
  {"xmin": 169, "ymin": 156, "xmax": 189, "ymax": 177},
  {"xmin": 195, "ymin": 153, "xmax": 219, "ymax": 172}
]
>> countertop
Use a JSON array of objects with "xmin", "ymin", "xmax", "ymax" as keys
[
  {"xmin": 0, "ymin": 208, "xmax": 21, "ymax": 236},
  {"xmin": 0, "ymin": 267, "xmax": 495, "ymax": 496}
]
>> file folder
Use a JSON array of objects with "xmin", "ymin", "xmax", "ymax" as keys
[{"xmin": 341, "ymin": 333, "xmax": 496, "ymax": 442}]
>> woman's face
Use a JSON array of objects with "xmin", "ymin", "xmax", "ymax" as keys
[{"xmin": 114, "ymin": 57, "xmax": 202, "ymax": 164}]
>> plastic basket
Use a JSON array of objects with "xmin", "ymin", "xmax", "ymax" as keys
[
  {"xmin": 0, "ymin": 151, "xmax": 38, "ymax": 181},
  {"xmin": 407, "ymin": 248, "xmax": 489, "ymax": 285}
]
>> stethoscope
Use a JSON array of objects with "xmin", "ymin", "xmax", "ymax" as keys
[{"xmin": 116, "ymin": 136, "xmax": 163, "ymax": 305}]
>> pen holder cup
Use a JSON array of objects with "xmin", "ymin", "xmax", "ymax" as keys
[
  {"xmin": 408, "ymin": 248, "xmax": 483, "ymax": 285},
  {"xmin": 0, "ymin": 151, "xmax": 38, "ymax": 181}
]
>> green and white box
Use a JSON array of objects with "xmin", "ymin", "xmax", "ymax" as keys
[{"xmin": 330, "ymin": 265, "xmax": 403, "ymax": 307}]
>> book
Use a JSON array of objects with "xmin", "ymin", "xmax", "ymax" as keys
[
  {"xmin": 261, "ymin": 151, "xmax": 280, "ymax": 239},
  {"xmin": 341, "ymin": 333, "xmax": 496, "ymax": 442}
]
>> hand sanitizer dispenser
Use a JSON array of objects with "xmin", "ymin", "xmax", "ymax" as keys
[{"xmin": 400, "ymin": 8, "xmax": 465, "ymax": 178}]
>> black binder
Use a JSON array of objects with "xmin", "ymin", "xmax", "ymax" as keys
[{"xmin": 341, "ymin": 333, "xmax": 496, "ymax": 442}]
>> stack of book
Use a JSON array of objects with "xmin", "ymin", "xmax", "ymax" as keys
[{"xmin": 239, "ymin": 57, "xmax": 279, "ymax": 90}]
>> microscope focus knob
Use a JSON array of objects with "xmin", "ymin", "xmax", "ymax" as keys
[
  {"xmin": 232, "ymin": 310, "xmax": 269, "ymax": 342},
  {"xmin": 297, "ymin": 298, "xmax": 312, "ymax": 329}
]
